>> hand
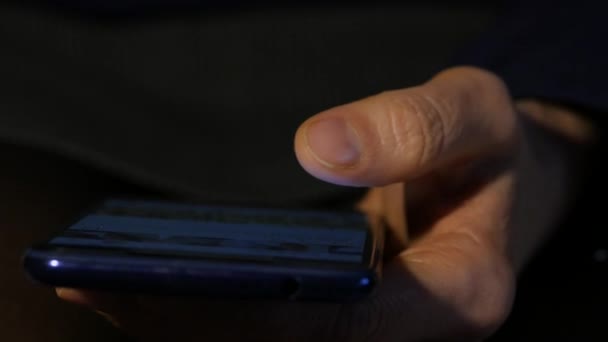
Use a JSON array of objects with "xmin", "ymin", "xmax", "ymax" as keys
[{"xmin": 57, "ymin": 67, "xmax": 591, "ymax": 341}]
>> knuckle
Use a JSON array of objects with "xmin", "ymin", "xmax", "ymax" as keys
[
  {"xmin": 439, "ymin": 66, "xmax": 509, "ymax": 96},
  {"xmin": 448, "ymin": 230, "xmax": 515, "ymax": 337},
  {"xmin": 438, "ymin": 67, "xmax": 515, "ymax": 127},
  {"xmin": 417, "ymin": 228, "xmax": 514, "ymax": 338}
]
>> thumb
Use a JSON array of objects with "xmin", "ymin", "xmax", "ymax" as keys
[{"xmin": 294, "ymin": 66, "xmax": 517, "ymax": 187}]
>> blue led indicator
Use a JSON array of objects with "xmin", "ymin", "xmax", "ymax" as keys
[
  {"xmin": 49, "ymin": 259, "xmax": 60, "ymax": 268},
  {"xmin": 359, "ymin": 277, "xmax": 371, "ymax": 286}
]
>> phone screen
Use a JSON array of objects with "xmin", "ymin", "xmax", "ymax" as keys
[{"xmin": 47, "ymin": 200, "xmax": 371, "ymax": 265}]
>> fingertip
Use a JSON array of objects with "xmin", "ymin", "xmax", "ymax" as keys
[
  {"xmin": 56, "ymin": 288, "xmax": 110, "ymax": 308},
  {"xmin": 304, "ymin": 117, "xmax": 361, "ymax": 168},
  {"xmin": 56, "ymin": 287, "xmax": 88, "ymax": 305},
  {"xmin": 294, "ymin": 111, "xmax": 368, "ymax": 187},
  {"xmin": 295, "ymin": 99, "xmax": 410, "ymax": 188}
]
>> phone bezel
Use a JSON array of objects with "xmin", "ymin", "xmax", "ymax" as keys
[{"xmin": 23, "ymin": 198, "xmax": 384, "ymax": 301}]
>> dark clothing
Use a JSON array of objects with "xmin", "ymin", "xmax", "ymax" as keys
[{"xmin": 457, "ymin": 0, "xmax": 608, "ymax": 117}]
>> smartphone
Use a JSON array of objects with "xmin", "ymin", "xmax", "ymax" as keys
[{"xmin": 23, "ymin": 199, "xmax": 384, "ymax": 302}]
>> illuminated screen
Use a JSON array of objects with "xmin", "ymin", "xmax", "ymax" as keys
[{"xmin": 49, "ymin": 200, "xmax": 369, "ymax": 264}]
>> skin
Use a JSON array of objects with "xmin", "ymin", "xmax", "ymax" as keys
[{"xmin": 56, "ymin": 67, "xmax": 594, "ymax": 341}]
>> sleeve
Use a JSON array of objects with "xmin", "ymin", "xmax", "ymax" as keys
[{"xmin": 453, "ymin": 0, "xmax": 608, "ymax": 118}]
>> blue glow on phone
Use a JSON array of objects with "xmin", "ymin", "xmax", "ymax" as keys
[
  {"xmin": 359, "ymin": 277, "xmax": 371, "ymax": 286},
  {"xmin": 48, "ymin": 259, "xmax": 60, "ymax": 268}
]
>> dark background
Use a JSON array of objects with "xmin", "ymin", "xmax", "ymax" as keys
[{"xmin": 1, "ymin": 1, "xmax": 606, "ymax": 341}]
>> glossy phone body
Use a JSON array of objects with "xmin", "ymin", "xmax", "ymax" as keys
[{"xmin": 23, "ymin": 199, "xmax": 383, "ymax": 301}]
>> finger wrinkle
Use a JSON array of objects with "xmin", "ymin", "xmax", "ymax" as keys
[{"xmin": 408, "ymin": 93, "xmax": 446, "ymax": 171}]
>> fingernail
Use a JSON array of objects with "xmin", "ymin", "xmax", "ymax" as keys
[{"xmin": 305, "ymin": 118, "xmax": 361, "ymax": 168}]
